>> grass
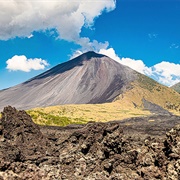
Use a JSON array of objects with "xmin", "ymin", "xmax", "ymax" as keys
[
  {"xmin": 27, "ymin": 102, "xmax": 151, "ymax": 126},
  {"xmin": 137, "ymin": 74, "xmax": 157, "ymax": 91},
  {"xmin": 27, "ymin": 109, "xmax": 88, "ymax": 126}
]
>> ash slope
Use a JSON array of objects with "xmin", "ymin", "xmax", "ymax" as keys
[{"xmin": 0, "ymin": 51, "xmax": 137, "ymax": 110}]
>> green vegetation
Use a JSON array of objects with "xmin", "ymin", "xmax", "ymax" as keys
[{"xmin": 27, "ymin": 109, "xmax": 88, "ymax": 126}]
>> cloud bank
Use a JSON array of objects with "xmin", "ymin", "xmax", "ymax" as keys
[
  {"xmin": 0, "ymin": 0, "xmax": 115, "ymax": 50},
  {"xmin": 6, "ymin": 55, "xmax": 49, "ymax": 72}
]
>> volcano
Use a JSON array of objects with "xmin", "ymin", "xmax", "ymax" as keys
[
  {"xmin": 0, "ymin": 51, "xmax": 180, "ymax": 111},
  {"xmin": 0, "ymin": 52, "xmax": 138, "ymax": 110}
]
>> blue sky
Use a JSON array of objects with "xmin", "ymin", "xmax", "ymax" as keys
[{"xmin": 0, "ymin": 0, "xmax": 180, "ymax": 90}]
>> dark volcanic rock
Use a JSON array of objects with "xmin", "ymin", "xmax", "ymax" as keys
[
  {"xmin": 118, "ymin": 114, "xmax": 180, "ymax": 136},
  {"xmin": 0, "ymin": 106, "xmax": 56, "ymax": 179},
  {"xmin": 57, "ymin": 122, "xmax": 180, "ymax": 179},
  {"xmin": 142, "ymin": 98, "xmax": 172, "ymax": 115},
  {"xmin": 0, "ymin": 107, "xmax": 180, "ymax": 179}
]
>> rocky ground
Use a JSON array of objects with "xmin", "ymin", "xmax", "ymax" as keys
[{"xmin": 0, "ymin": 106, "xmax": 180, "ymax": 179}]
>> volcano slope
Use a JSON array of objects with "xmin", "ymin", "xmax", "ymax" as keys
[
  {"xmin": 171, "ymin": 82, "xmax": 180, "ymax": 93},
  {"xmin": 0, "ymin": 51, "xmax": 137, "ymax": 110},
  {"xmin": 0, "ymin": 51, "xmax": 180, "ymax": 114},
  {"xmin": 0, "ymin": 106, "xmax": 180, "ymax": 179}
]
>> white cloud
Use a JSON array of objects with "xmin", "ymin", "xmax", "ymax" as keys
[
  {"xmin": 98, "ymin": 48, "xmax": 180, "ymax": 86},
  {"xmin": 99, "ymin": 48, "xmax": 120, "ymax": 61},
  {"xmin": 70, "ymin": 41, "xmax": 109, "ymax": 59},
  {"xmin": 6, "ymin": 55, "xmax": 49, "ymax": 72},
  {"xmin": 120, "ymin": 58, "xmax": 153, "ymax": 76},
  {"xmin": 70, "ymin": 50, "xmax": 83, "ymax": 59},
  {"xmin": 27, "ymin": 34, "xmax": 33, "ymax": 39},
  {"xmin": 152, "ymin": 61, "xmax": 180, "ymax": 86},
  {"xmin": 0, "ymin": 0, "xmax": 116, "ymax": 50},
  {"xmin": 77, "ymin": 38, "xmax": 109, "ymax": 52}
]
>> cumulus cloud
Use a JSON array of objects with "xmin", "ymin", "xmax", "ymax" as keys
[
  {"xmin": 98, "ymin": 48, "xmax": 180, "ymax": 86},
  {"xmin": 77, "ymin": 38, "xmax": 109, "ymax": 52},
  {"xmin": 99, "ymin": 48, "xmax": 120, "ymax": 61},
  {"xmin": 120, "ymin": 58, "xmax": 153, "ymax": 76},
  {"xmin": 0, "ymin": 0, "xmax": 115, "ymax": 50},
  {"xmin": 6, "ymin": 55, "xmax": 49, "ymax": 72},
  {"xmin": 152, "ymin": 61, "xmax": 180, "ymax": 86},
  {"xmin": 70, "ymin": 40, "xmax": 109, "ymax": 59}
]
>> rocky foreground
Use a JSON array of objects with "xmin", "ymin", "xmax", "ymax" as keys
[{"xmin": 0, "ymin": 106, "xmax": 180, "ymax": 180}]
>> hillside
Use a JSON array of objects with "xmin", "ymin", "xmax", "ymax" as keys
[
  {"xmin": 27, "ymin": 72, "xmax": 180, "ymax": 127},
  {"xmin": 115, "ymin": 75, "xmax": 180, "ymax": 115},
  {"xmin": 171, "ymin": 82, "xmax": 180, "ymax": 93}
]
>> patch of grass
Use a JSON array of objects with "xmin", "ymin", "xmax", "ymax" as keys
[
  {"xmin": 27, "ymin": 102, "xmax": 151, "ymax": 126},
  {"xmin": 27, "ymin": 110, "xmax": 72, "ymax": 126}
]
